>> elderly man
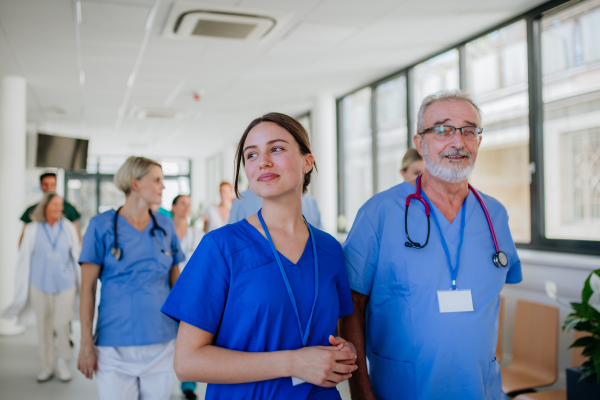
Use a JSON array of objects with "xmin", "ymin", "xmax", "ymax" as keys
[{"xmin": 340, "ymin": 90, "xmax": 522, "ymax": 400}]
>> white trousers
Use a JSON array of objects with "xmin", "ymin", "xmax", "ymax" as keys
[
  {"xmin": 29, "ymin": 285, "xmax": 75, "ymax": 370},
  {"xmin": 96, "ymin": 339, "xmax": 175, "ymax": 400}
]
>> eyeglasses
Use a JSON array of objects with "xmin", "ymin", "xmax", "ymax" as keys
[{"xmin": 419, "ymin": 125, "xmax": 483, "ymax": 141}]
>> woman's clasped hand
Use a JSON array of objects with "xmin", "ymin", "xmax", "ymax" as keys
[{"xmin": 290, "ymin": 335, "xmax": 357, "ymax": 387}]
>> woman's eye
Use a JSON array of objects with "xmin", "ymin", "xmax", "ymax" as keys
[
  {"xmin": 246, "ymin": 152, "xmax": 256, "ymax": 160},
  {"xmin": 272, "ymin": 146, "xmax": 283, "ymax": 153}
]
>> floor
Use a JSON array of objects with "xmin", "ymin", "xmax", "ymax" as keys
[{"xmin": 0, "ymin": 322, "xmax": 351, "ymax": 399}]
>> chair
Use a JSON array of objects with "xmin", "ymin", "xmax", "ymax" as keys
[
  {"xmin": 501, "ymin": 300, "xmax": 559, "ymax": 394},
  {"xmin": 496, "ymin": 296, "xmax": 504, "ymax": 363},
  {"xmin": 513, "ymin": 331, "xmax": 589, "ymax": 400}
]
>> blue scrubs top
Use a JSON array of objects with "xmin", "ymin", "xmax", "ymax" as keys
[
  {"xmin": 30, "ymin": 221, "xmax": 76, "ymax": 294},
  {"xmin": 79, "ymin": 209, "xmax": 184, "ymax": 347},
  {"xmin": 161, "ymin": 219, "xmax": 354, "ymax": 400},
  {"xmin": 343, "ymin": 182, "xmax": 522, "ymax": 400}
]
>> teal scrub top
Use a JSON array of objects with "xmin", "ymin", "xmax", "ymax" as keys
[{"xmin": 343, "ymin": 182, "xmax": 522, "ymax": 400}]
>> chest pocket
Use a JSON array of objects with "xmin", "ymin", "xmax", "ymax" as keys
[{"xmin": 242, "ymin": 256, "xmax": 275, "ymax": 273}]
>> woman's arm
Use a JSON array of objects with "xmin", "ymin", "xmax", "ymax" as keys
[
  {"xmin": 77, "ymin": 262, "xmax": 101, "ymax": 379},
  {"xmin": 175, "ymin": 321, "xmax": 357, "ymax": 386},
  {"xmin": 169, "ymin": 264, "xmax": 180, "ymax": 288}
]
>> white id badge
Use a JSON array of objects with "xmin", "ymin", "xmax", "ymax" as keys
[
  {"xmin": 291, "ymin": 377, "xmax": 306, "ymax": 386},
  {"xmin": 437, "ymin": 289, "xmax": 474, "ymax": 313}
]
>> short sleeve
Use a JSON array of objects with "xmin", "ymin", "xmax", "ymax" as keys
[
  {"xmin": 20, "ymin": 205, "xmax": 34, "ymax": 223},
  {"xmin": 78, "ymin": 216, "xmax": 105, "ymax": 267},
  {"xmin": 63, "ymin": 202, "xmax": 81, "ymax": 222},
  {"xmin": 161, "ymin": 235, "xmax": 230, "ymax": 334},
  {"xmin": 506, "ymin": 242, "xmax": 523, "ymax": 284},
  {"xmin": 342, "ymin": 208, "xmax": 380, "ymax": 296},
  {"xmin": 337, "ymin": 247, "xmax": 354, "ymax": 318}
]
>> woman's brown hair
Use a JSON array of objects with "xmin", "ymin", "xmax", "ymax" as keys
[{"xmin": 233, "ymin": 112, "xmax": 316, "ymax": 198}]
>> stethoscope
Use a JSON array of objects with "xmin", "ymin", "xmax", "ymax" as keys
[
  {"xmin": 110, "ymin": 206, "xmax": 178, "ymax": 261},
  {"xmin": 404, "ymin": 175, "xmax": 508, "ymax": 268}
]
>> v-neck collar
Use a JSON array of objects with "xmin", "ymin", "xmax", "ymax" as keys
[
  {"xmin": 242, "ymin": 219, "xmax": 312, "ymax": 270},
  {"xmin": 422, "ymin": 190, "xmax": 477, "ymax": 244},
  {"xmin": 115, "ymin": 210, "xmax": 152, "ymax": 234}
]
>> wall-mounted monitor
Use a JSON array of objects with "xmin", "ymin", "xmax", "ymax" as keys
[{"xmin": 36, "ymin": 133, "xmax": 89, "ymax": 171}]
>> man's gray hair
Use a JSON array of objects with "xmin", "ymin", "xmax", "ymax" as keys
[{"xmin": 416, "ymin": 89, "xmax": 482, "ymax": 133}]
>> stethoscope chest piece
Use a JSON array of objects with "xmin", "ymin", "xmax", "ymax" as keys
[
  {"xmin": 493, "ymin": 251, "xmax": 508, "ymax": 268},
  {"xmin": 111, "ymin": 247, "xmax": 122, "ymax": 261}
]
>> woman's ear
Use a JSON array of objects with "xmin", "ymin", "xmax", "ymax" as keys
[
  {"xmin": 303, "ymin": 153, "xmax": 315, "ymax": 174},
  {"xmin": 130, "ymin": 178, "xmax": 139, "ymax": 192}
]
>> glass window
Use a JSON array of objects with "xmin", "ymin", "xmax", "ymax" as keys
[
  {"xmin": 99, "ymin": 178, "xmax": 125, "ymax": 214},
  {"xmin": 542, "ymin": 0, "xmax": 600, "ymax": 241},
  {"xmin": 66, "ymin": 176, "xmax": 97, "ymax": 234},
  {"xmin": 412, "ymin": 49, "xmax": 460, "ymax": 118},
  {"xmin": 376, "ymin": 75, "xmax": 408, "ymax": 192},
  {"xmin": 162, "ymin": 177, "xmax": 191, "ymax": 210},
  {"xmin": 339, "ymin": 87, "xmax": 372, "ymax": 232},
  {"xmin": 466, "ymin": 20, "xmax": 531, "ymax": 243}
]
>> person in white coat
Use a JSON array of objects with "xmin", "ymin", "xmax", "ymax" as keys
[{"xmin": 1, "ymin": 191, "xmax": 81, "ymax": 382}]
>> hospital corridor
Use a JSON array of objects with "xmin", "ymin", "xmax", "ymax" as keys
[{"xmin": 1, "ymin": 0, "xmax": 600, "ymax": 399}]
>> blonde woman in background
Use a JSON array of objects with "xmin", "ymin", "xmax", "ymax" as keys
[
  {"xmin": 1, "ymin": 192, "xmax": 81, "ymax": 383},
  {"xmin": 77, "ymin": 156, "xmax": 184, "ymax": 400},
  {"xmin": 400, "ymin": 148, "xmax": 425, "ymax": 185},
  {"xmin": 203, "ymin": 182, "xmax": 234, "ymax": 233}
]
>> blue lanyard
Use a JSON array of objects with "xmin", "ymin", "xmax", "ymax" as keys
[
  {"xmin": 425, "ymin": 194, "xmax": 467, "ymax": 291},
  {"xmin": 258, "ymin": 209, "xmax": 319, "ymax": 347},
  {"xmin": 42, "ymin": 221, "xmax": 63, "ymax": 251}
]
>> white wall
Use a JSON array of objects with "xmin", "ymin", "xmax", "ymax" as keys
[{"xmin": 499, "ymin": 249, "xmax": 600, "ymax": 390}]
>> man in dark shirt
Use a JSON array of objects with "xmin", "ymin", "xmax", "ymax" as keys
[{"xmin": 19, "ymin": 172, "xmax": 81, "ymax": 244}]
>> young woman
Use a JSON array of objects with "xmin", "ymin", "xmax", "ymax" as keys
[
  {"xmin": 161, "ymin": 112, "xmax": 357, "ymax": 400},
  {"xmin": 400, "ymin": 148, "xmax": 425, "ymax": 185},
  {"xmin": 77, "ymin": 156, "xmax": 184, "ymax": 400},
  {"xmin": 1, "ymin": 192, "xmax": 81, "ymax": 383}
]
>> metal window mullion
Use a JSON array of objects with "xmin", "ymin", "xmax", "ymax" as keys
[
  {"xmin": 371, "ymin": 86, "xmax": 378, "ymax": 195},
  {"xmin": 459, "ymin": 45, "xmax": 467, "ymax": 91},
  {"xmin": 407, "ymin": 67, "xmax": 415, "ymax": 148},
  {"xmin": 526, "ymin": 16, "xmax": 545, "ymax": 245}
]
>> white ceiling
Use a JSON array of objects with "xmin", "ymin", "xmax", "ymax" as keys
[{"xmin": 0, "ymin": 0, "xmax": 547, "ymax": 158}]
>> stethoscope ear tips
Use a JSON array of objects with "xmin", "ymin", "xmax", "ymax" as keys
[{"xmin": 405, "ymin": 242, "xmax": 413, "ymax": 248}]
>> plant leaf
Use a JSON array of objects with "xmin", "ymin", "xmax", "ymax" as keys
[
  {"xmin": 582, "ymin": 269, "xmax": 600, "ymax": 304},
  {"xmin": 570, "ymin": 336, "xmax": 595, "ymax": 349}
]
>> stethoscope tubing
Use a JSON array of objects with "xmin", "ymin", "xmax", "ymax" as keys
[{"xmin": 405, "ymin": 174, "xmax": 507, "ymax": 267}]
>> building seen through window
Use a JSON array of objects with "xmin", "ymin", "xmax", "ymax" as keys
[
  {"xmin": 542, "ymin": 0, "xmax": 600, "ymax": 241},
  {"xmin": 466, "ymin": 20, "xmax": 531, "ymax": 243}
]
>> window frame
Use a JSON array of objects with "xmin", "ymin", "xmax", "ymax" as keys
[{"xmin": 336, "ymin": 0, "xmax": 600, "ymax": 256}]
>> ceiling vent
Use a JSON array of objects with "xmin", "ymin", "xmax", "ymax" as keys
[
  {"xmin": 131, "ymin": 107, "xmax": 188, "ymax": 121},
  {"xmin": 162, "ymin": 2, "xmax": 291, "ymax": 43}
]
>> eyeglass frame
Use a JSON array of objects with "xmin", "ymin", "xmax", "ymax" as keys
[{"xmin": 419, "ymin": 125, "xmax": 483, "ymax": 140}]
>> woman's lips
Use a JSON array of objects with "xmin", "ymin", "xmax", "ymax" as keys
[{"xmin": 258, "ymin": 173, "xmax": 279, "ymax": 182}]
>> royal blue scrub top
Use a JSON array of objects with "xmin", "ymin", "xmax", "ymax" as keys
[
  {"xmin": 343, "ymin": 182, "xmax": 522, "ymax": 400},
  {"xmin": 79, "ymin": 209, "xmax": 184, "ymax": 347},
  {"xmin": 161, "ymin": 219, "xmax": 354, "ymax": 400}
]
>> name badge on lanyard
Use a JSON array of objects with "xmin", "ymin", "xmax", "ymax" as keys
[
  {"xmin": 257, "ymin": 210, "xmax": 319, "ymax": 387},
  {"xmin": 43, "ymin": 222, "xmax": 67, "ymax": 272},
  {"xmin": 428, "ymin": 198, "xmax": 475, "ymax": 313}
]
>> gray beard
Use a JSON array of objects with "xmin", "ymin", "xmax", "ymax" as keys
[{"xmin": 422, "ymin": 142, "xmax": 475, "ymax": 184}]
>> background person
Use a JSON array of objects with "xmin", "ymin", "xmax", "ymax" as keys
[
  {"xmin": 340, "ymin": 90, "xmax": 522, "ymax": 400},
  {"xmin": 170, "ymin": 194, "xmax": 203, "ymax": 400},
  {"xmin": 400, "ymin": 148, "xmax": 424, "ymax": 185},
  {"xmin": 1, "ymin": 192, "xmax": 81, "ymax": 383},
  {"xmin": 228, "ymin": 187, "xmax": 323, "ymax": 229},
  {"xmin": 20, "ymin": 172, "xmax": 81, "ymax": 245},
  {"xmin": 161, "ymin": 112, "xmax": 356, "ymax": 400},
  {"xmin": 203, "ymin": 182, "xmax": 233, "ymax": 233},
  {"xmin": 76, "ymin": 156, "xmax": 184, "ymax": 400}
]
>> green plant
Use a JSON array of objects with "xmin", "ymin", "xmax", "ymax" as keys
[{"xmin": 547, "ymin": 269, "xmax": 600, "ymax": 383}]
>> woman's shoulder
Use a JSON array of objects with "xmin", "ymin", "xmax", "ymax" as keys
[
  {"xmin": 311, "ymin": 226, "xmax": 343, "ymax": 261},
  {"xmin": 203, "ymin": 220, "xmax": 260, "ymax": 257},
  {"xmin": 87, "ymin": 209, "xmax": 116, "ymax": 230}
]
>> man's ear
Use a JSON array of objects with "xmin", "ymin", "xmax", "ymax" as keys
[{"xmin": 414, "ymin": 134, "xmax": 424, "ymax": 156}]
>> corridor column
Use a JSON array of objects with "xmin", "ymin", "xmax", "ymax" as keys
[
  {"xmin": 0, "ymin": 76, "xmax": 27, "ymax": 335},
  {"xmin": 311, "ymin": 94, "xmax": 337, "ymax": 235}
]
